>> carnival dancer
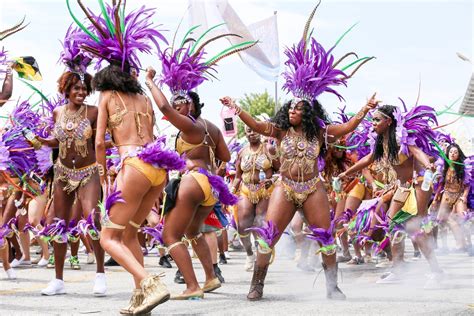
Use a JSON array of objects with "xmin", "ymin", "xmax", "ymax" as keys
[
  {"xmin": 66, "ymin": 0, "xmax": 176, "ymax": 314},
  {"xmin": 144, "ymin": 23, "xmax": 255, "ymax": 299},
  {"xmin": 433, "ymin": 143, "xmax": 471, "ymax": 252},
  {"xmin": 231, "ymin": 126, "xmax": 279, "ymax": 271},
  {"xmin": 221, "ymin": 2, "xmax": 375, "ymax": 300},
  {"xmin": 339, "ymin": 104, "xmax": 444, "ymax": 288}
]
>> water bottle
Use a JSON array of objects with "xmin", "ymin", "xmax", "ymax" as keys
[
  {"xmin": 259, "ymin": 170, "xmax": 266, "ymax": 182},
  {"xmin": 421, "ymin": 169, "xmax": 433, "ymax": 191}
]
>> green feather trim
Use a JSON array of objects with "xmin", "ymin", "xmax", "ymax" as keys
[
  {"xmin": 332, "ymin": 22, "xmax": 359, "ymax": 49},
  {"xmin": 120, "ymin": 3, "xmax": 125, "ymax": 33},
  {"xmin": 341, "ymin": 56, "xmax": 372, "ymax": 72},
  {"xmin": 98, "ymin": 0, "xmax": 116, "ymax": 36},
  {"xmin": 179, "ymin": 25, "xmax": 201, "ymax": 48},
  {"xmin": 66, "ymin": 0, "xmax": 100, "ymax": 43},
  {"xmin": 206, "ymin": 41, "xmax": 256, "ymax": 65},
  {"xmin": 190, "ymin": 23, "xmax": 226, "ymax": 54},
  {"xmin": 19, "ymin": 79, "xmax": 49, "ymax": 103},
  {"xmin": 436, "ymin": 96, "xmax": 461, "ymax": 116}
]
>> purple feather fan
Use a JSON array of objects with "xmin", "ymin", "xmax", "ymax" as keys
[
  {"xmin": 60, "ymin": 25, "xmax": 92, "ymax": 72},
  {"xmin": 246, "ymin": 220, "xmax": 279, "ymax": 252},
  {"xmin": 0, "ymin": 138, "xmax": 10, "ymax": 171},
  {"xmin": 137, "ymin": 136, "xmax": 186, "ymax": 172},
  {"xmin": 142, "ymin": 223, "xmax": 164, "ymax": 247},
  {"xmin": 72, "ymin": 3, "xmax": 167, "ymax": 71},
  {"xmin": 35, "ymin": 146, "xmax": 53, "ymax": 175},
  {"xmin": 37, "ymin": 95, "xmax": 66, "ymax": 138},
  {"xmin": 197, "ymin": 168, "xmax": 238, "ymax": 206}
]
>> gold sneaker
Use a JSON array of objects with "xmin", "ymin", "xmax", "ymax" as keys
[
  {"xmin": 133, "ymin": 274, "xmax": 170, "ymax": 315},
  {"xmin": 120, "ymin": 289, "xmax": 144, "ymax": 315}
]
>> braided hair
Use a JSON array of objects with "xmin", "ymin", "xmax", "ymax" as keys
[{"xmin": 373, "ymin": 105, "xmax": 399, "ymax": 163}]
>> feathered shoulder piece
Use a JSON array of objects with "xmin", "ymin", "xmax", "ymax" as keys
[
  {"xmin": 67, "ymin": 0, "xmax": 167, "ymax": 70},
  {"xmin": 393, "ymin": 103, "xmax": 438, "ymax": 157},
  {"xmin": 59, "ymin": 25, "xmax": 92, "ymax": 73},
  {"xmin": 282, "ymin": 1, "xmax": 374, "ymax": 103},
  {"xmin": 159, "ymin": 23, "xmax": 257, "ymax": 104},
  {"xmin": 464, "ymin": 155, "xmax": 474, "ymax": 186}
]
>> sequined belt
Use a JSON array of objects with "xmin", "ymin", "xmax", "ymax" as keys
[
  {"xmin": 54, "ymin": 161, "xmax": 98, "ymax": 194},
  {"xmin": 280, "ymin": 176, "xmax": 321, "ymax": 208}
]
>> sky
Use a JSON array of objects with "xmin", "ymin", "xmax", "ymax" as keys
[{"xmin": 0, "ymin": 0, "xmax": 473, "ymax": 151}]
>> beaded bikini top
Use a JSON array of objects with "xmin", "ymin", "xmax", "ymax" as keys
[
  {"xmin": 54, "ymin": 105, "xmax": 92, "ymax": 159},
  {"xmin": 240, "ymin": 144, "xmax": 272, "ymax": 173},
  {"xmin": 445, "ymin": 168, "xmax": 463, "ymax": 192},
  {"xmin": 279, "ymin": 128, "xmax": 320, "ymax": 177}
]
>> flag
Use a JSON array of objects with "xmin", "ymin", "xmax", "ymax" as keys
[
  {"xmin": 188, "ymin": 0, "xmax": 280, "ymax": 82},
  {"xmin": 13, "ymin": 56, "xmax": 42, "ymax": 81}
]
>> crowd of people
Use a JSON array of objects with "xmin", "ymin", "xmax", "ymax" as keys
[{"xmin": 0, "ymin": 1, "xmax": 472, "ymax": 315}]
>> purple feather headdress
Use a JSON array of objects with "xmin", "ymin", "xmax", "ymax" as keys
[
  {"xmin": 305, "ymin": 221, "xmax": 337, "ymax": 255},
  {"xmin": 60, "ymin": 25, "xmax": 92, "ymax": 73},
  {"xmin": 67, "ymin": 0, "xmax": 167, "ymax": 70},
  {"xmin": 246, "ymin": 220, "xmax": 279, "ymax": 254},
  {"xmin": 396, "ymin": 104, "xmax": 438, "ymax": 157},
  {"xmin": 159, "ymin": 23, "xmax": 257, "ymax": 104},
  {"xmin": 282, "ymin": 2, "xmax": 374, "ymax": 104}
]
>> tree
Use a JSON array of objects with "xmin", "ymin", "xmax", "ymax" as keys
[{"xmin": 237, "ymin": 90, "xmax": 280, "ymax": 138}]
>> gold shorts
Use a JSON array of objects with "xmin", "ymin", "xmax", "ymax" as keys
[
  {"xmin": 188, "ymin": 171, "xmax": 218, "ymax": 207},
  {"xmin": 123, "ymin": 157, "xmax": 166, "ymax": 187},
  {"xmin": 240, "ymin": 182, "xmax": 274, "ymax": 204},
  {"xmin": 348, "ymin": 182, "xmax": 367, "ymax": 200}
]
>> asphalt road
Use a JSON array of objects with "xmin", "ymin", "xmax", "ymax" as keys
[{"xmin": 1, "ymin": 236, "xmax": 473, "ymax": 315}]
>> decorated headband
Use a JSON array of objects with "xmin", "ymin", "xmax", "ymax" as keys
[
  {"xmin": 282, "ymin": 1, "xmax": 374, "ymax": 105},
  {"xmin": 159, "ymin": 23, "xmax": 258, "ymax": 105},
  {"xmin": 375, "ymin": 109, "xmax": 392, "ymax": 119},
  {"xmin": 67, "ymin": 0, "xmax": 167, "ymax": 71}
]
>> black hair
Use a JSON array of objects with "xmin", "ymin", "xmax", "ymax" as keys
[
  {"xmin": 373, "ymin": 104, "xmax": 399, "ymax": 163},
  {"xmin": 443, "ymin": 143, "xmax": 466, "ymax": 183},
  {"xmin": 271, "ymin": 99, "xmax": 330, "ymax": 143},
  {"xmin": 93, "ymin": 64, "xmax": 143, "ymax": 94},
  {"xmin": 174, "ymin": 91, "xmax": 204, "ymax": 119}
]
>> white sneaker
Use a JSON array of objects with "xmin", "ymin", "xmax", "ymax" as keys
[
  {"xmin": 5, "ymin": 268, "xmax": 17, "ymax": 280},
  {"xmin": 224, "ymin": 251, "xmax": 231, "ymax": 259},
  {"xmin": 86, "ymin": 253, "xmax": 95, "ymax": 264},
  {"xmin": 37, "ymin": 258, "xmax": 49, "ymax": 267},
  {"xmin": 93, "ymin": 273, "xmax": 107, "ymax": 296},
  {"xmin": 18, "ymin": 259, "xmax": 32, "ymax": 267},
  {"xmin": 424, "ymin": 273, "xmax": 443, "ymax": 290},
  {"xmin": 41, "ymin": 279, "xmax": 66, "ymax": 296},
  {"xmin": 375, "ymin": 260, "xmax": 392, "ymax": 268},
  {"xmin": 10, "ymin": 258, "xmax": 21, "ymax": 268},
  {"xmin": 376, "ymin": 272, "xmax": 401, "ymax": 284},
  {"xmin": 244, "ymin": 254, "xmax": 255, "ymax": 271}
]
